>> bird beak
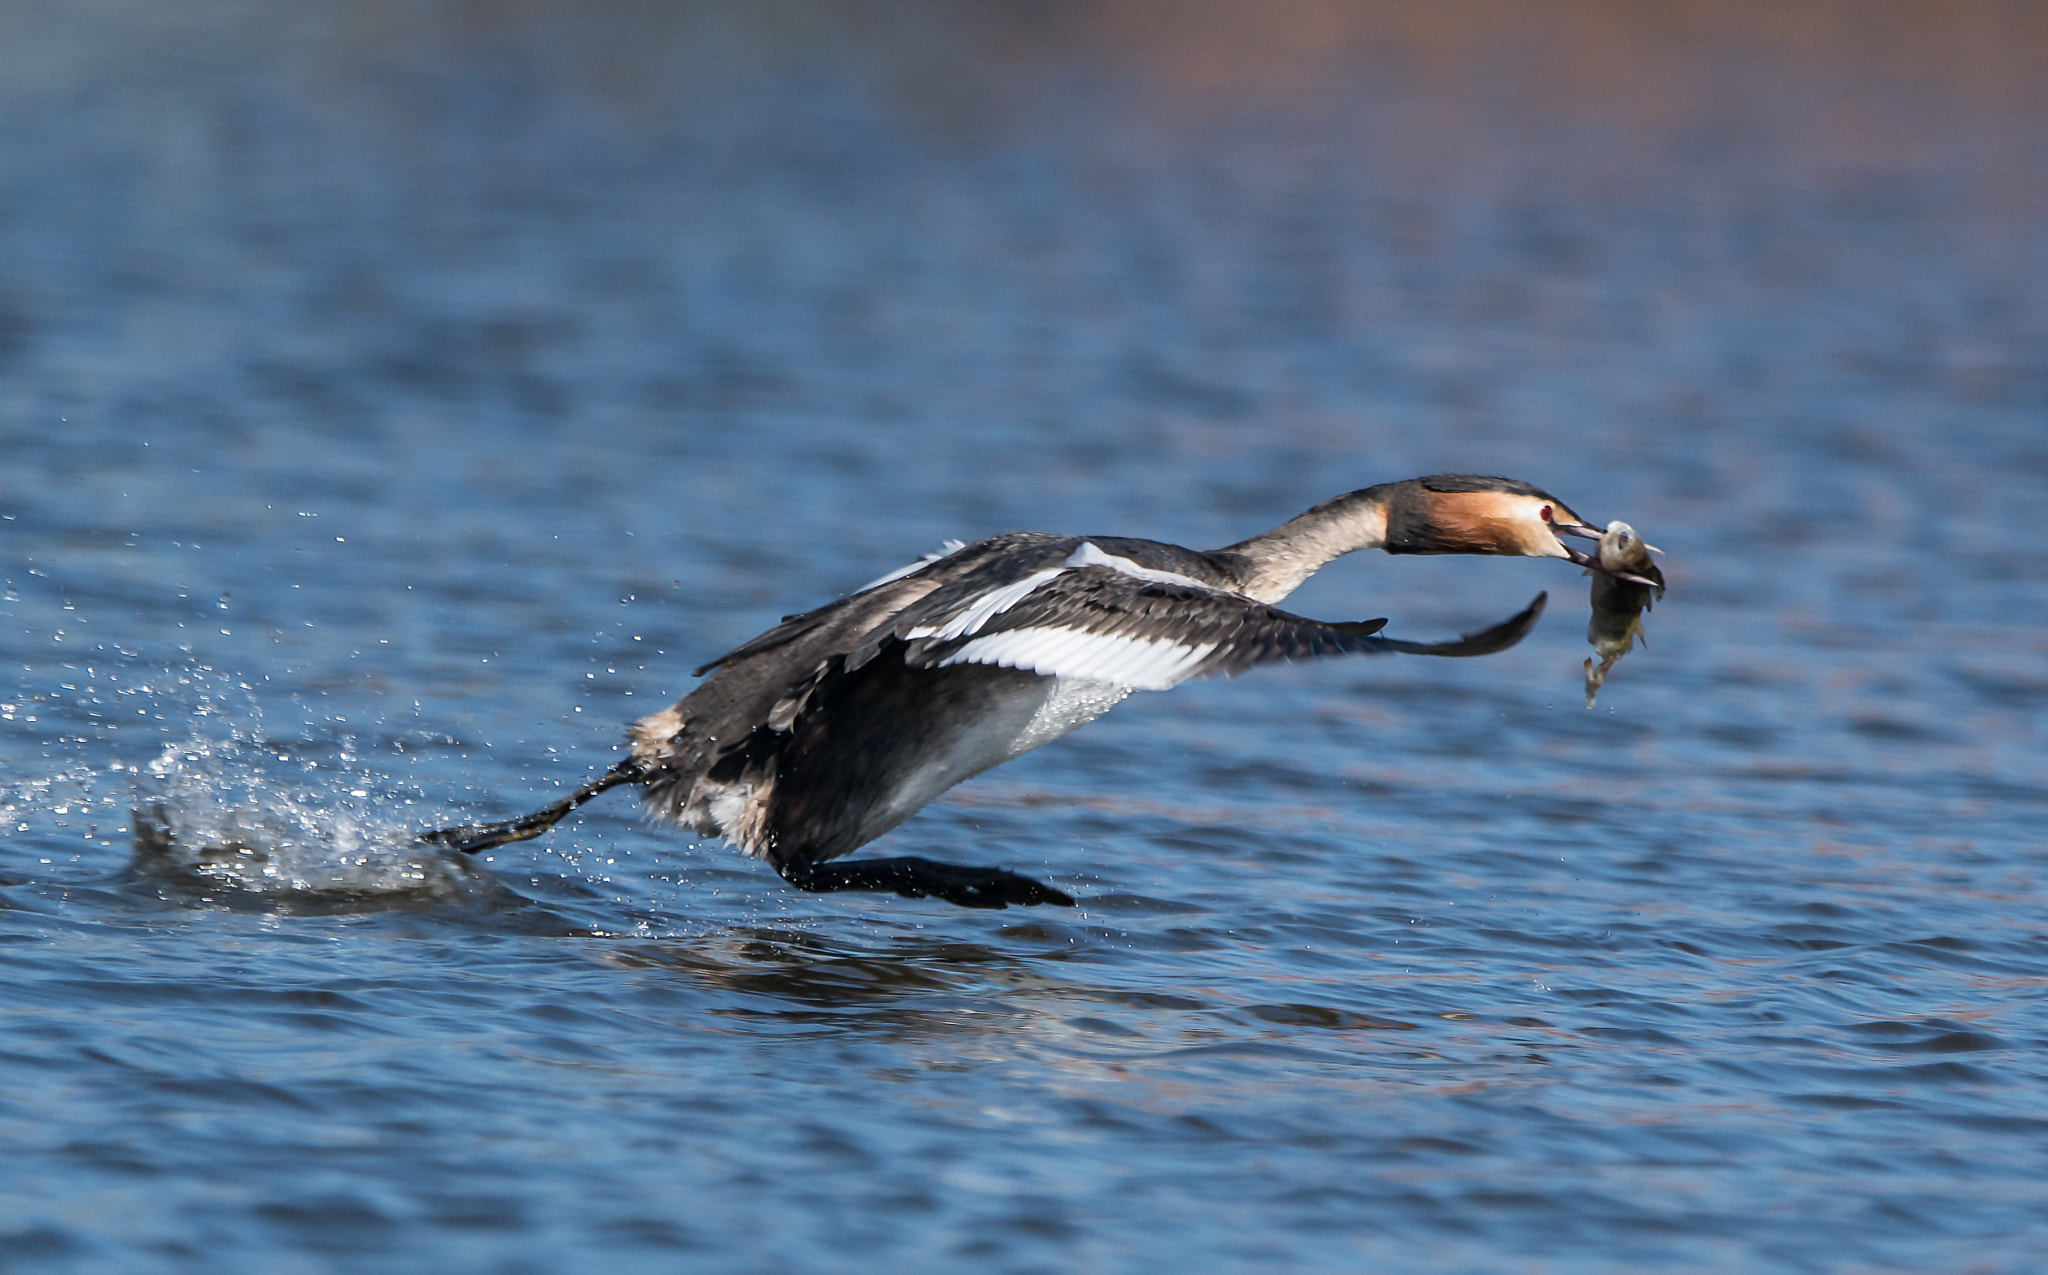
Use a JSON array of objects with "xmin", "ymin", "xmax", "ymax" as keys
[
  {"xmin": 1540, "ymin": 505, "xmax": 1662, "ymax": 585},
  {"xmin": 1539, "ymin": 504, "xmax": 1604, "ymax": 565}
]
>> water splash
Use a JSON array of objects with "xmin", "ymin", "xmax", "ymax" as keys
[{"xmin": 122, "ymin": 731, "xmax": 507, "ymax": 909}]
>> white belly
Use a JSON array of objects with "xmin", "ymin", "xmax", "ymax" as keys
[
  {"xmin": 867, "ymin": 676, "xmax": 1132, "ymax": 838},
  {"xmin": 1013, "ymin": 677, "xmax": 1134, "ymax": 755},
  {"xmin": 689, "ymin": 673, "xmax": 1136, "ymax": 861}
]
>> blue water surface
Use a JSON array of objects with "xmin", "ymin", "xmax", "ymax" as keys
[{"xmin": 3, "ymin": 4, "xmax": 2047, "ymax": 1271}]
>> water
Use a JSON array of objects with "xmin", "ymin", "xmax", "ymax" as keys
[{"xmin": 4, "ymin": 3, "xmax": 2047, "ymax": 1270}]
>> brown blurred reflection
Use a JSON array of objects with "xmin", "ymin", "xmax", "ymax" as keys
[{"xmin": 12, "ymin": 1, "xmax": 2041, "ymax": 203}]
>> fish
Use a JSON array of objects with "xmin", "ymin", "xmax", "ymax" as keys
[{"xmin": 1582, "ymin": 520, "xmax": 1664, "ymax": 708}]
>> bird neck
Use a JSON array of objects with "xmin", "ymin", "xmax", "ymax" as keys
[{"xmin": 1209, "ymin": 484, "xmax": 1399, "ymax": 603}]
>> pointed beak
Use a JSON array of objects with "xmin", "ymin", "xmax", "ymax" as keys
[
  {"xmin": 1539, "ymin": 504, "xmax": 1604, "ymax": 565},
  {"xmin": 1541, "ymin": 506, "xmax": 1662, "ymax": 586}
]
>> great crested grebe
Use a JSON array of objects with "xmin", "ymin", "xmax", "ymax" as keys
[{"xmin": 422, "ymin": 475, "xmax": 1641, "ymax": 908}]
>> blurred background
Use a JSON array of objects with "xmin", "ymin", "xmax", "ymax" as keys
[{"xmin": 2, "ymin": 3, "xmax": 2046, "ymax": 1272}]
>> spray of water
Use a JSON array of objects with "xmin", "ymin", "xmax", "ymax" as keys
[
  {"xmin": 1, "ymin": 654, "xmax": 640, "ymax": 922},
  {"xmin": 126, "ymin": 730, "xmax": 497, "ymax": 903}
]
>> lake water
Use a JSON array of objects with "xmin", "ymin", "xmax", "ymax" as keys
[{"xmin": 4, "ymin": 3, "xmax": 2047, "ymax": 1271}]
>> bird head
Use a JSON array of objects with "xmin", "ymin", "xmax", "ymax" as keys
[{"xmin": 1380, "ymin": 475, "xmax": 1661, "ymax": 585}]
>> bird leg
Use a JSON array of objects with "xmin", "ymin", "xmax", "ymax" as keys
[
  {"xmin": 418, "ymin": 758, "xmax": 647, "ymax": 855},
  {"xmin": 776, "ymin": 855, "xmax": 1075, "ymax": 909}
]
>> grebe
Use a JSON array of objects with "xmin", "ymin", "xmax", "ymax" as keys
[{"xmin": 423, "ymin": 475, "xmax": 1643, "ymax": 908}]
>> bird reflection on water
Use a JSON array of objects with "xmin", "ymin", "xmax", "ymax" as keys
[{"xmin": 599, "ymin": 926, "xmax": 1426, "ymax": 1050}]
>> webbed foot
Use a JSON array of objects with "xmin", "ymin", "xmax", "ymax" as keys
[
  {"xmin": 418, "ymin": 817, "xmax": 554, "ymax": 855},
  {"xmin": 778, "ymin": 855, "xmax": 1075, "ymax": 909},
  {"xmin": 416, "ymin": 758, "xmax": 647, "ymax": 855}
]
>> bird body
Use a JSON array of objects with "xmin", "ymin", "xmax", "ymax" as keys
[{"xmin": 424, "ymin": 474, "xmax": 1635, "ymax": 908}]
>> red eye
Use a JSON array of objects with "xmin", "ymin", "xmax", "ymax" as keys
[{"xmin": 1539, "ymin": 505, "xmax": 1554, "ymax": 523}]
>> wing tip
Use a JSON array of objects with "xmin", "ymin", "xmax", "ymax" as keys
[{"xmin": 1383, "ymin": 590, "xmax": 1546, "ymax": 658}]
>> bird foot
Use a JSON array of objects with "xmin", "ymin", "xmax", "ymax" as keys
[
  {"xmin": 417, "ymin": 819, "xmax": 553, "ymax": 855},
  {"xmin": 778, "ymin": 855, "xmax": 1075, "ymax": 909}
]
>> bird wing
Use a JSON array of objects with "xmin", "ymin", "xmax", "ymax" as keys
[
  {"xmin": 690, "ymin": 533, "xmax": 1071, "ymax": 677},
  {"xmin": 887, "ymin": 540, "xmax": 1546, "ymax": 691},
  {"xmin": 690, "ymin": 575, "xmax": 942, "ymax": 677}
]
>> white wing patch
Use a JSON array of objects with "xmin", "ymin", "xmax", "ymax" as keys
[
  {"xmin": 905, "ymin": 566, "xmax": 1067, "ymax": 641},
  {"xmin": 1063, "ymin": 541, "xmax": 1218, "ymax": 591},
  {"xmin": 939, "ymin": 625, "xmax": 1218, "ymax": 691},
  {"xmin": 855, "ymin": 539, "xmax": 968, "ymax": 593},
  {"xmin": 904, "ymin": 541, "xmax": 1233, "ymax": 649}
]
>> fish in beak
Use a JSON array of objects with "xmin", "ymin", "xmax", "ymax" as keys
[
  {"xmin": 1580, "ymin": 520, "xmax": 1665, "ymax": 707},
  {"xmin": 1542, "ymin": 505, "xmax": 1663, "ymax": 587}
]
